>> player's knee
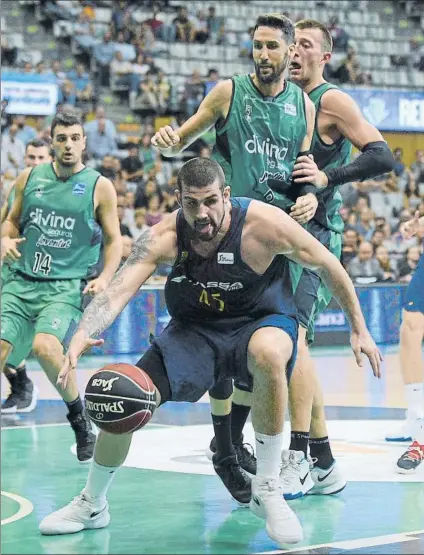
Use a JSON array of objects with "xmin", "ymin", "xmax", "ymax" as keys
[
  {"xmin": 248, "ymin": 330, "xmax": 292, "ymax": 381},
  {"xmin": 1, "ymin": 340, "xmax": 13, "ymax": 367},
  {"xmin": 209, "ymin": 379, "xmax": 233, "ymax": 401},
  {"xmin": 401, "ymin": 311, "xmax": 424, "ymax": 337},
  {"xmin": 32, "ymin": 334, "xmax": 61, "ymax": 362}
]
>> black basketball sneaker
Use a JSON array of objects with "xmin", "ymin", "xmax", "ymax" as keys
[
  {"xmin": 396, "ymin": 440, "xmax": 424, "ymax": 474},
  {"xmin": 207, "ymin": 435, "xmax": 257, "ymax": 475},
  {"xmin": 1, "ymin": 367, "xmax": 38, "ymax": 414},
  {"xmin": 68, "ymin": 410, "xmax": 96, "ymax": 463},
  {"xmin": 212, "ymin": 453, "xmax": 252, "ymax": 505}
]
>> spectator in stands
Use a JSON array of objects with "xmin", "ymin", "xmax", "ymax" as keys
[
  {"xmin": 183, "ymin": 70, "xmax": 205, "ymax": 117},
  {"xmin": 139, "ymin": 133, "xmax": 158, "ymax": 173},
  {"xmin": 10, "ymin": 115, "xmax": 37, "ymax": 146},
  {"xmin": 23, "ymin": 62, "xmax": 33, "ymax": 73},
  {"xmin": 112, "ymin": 0, "xmax": 131, "ymax": 31},
  {"xmin": 380, "ymin": 172, "xmax": 399, "ymax": 193},
  {"xmin": 354, "ymin": 207, "xmax": 375, "ymax": 241},
  {"xmin": 239, "ymin": 26, "xmax": 254, "ymax": 58},
  {"xmin": 392, "ymin": 147, "xmax": 405, "ymax": 177},
  {"xmin": 96, "ymin": 155, "xmax": 118, "ymax": 180},
  {"xmin": 162, "ymin": 190, "xmax": 179, "ymax": 213},
  {"xmin": 132, "ymin": 73, "xmax": 162, "ymax": 114},
  {"xmin": 60, "ymin": 79, "xmax": 77, "ymax": 106},
  {"xmin": 121, "ymin": 144, "xmax": 144, "ymax": 185},
  {"xmin": 145, "ymin": 193, "xmax": 164, "ymax": 227},
  {"xmin": 193, "ymin": 9, "xmax": 209, "ymax": 44},
  {"xmin": 398, "ymin": 246, "xmax": 422, "ymax": 283},
  {"xmin": 129, "ymin": 207, "xmax": 149, "ymax": 239},
  {"xmin": 341, "ymin": 228, "xmax": 360, "ymax": 268},
  {"xmin": 136, "ymin": 22, "xmax": 156, "ymax": 54},
  {"xmin": 117, "ymin": 193, "xmax": 132, "ymax": 238},
  {"xmin": 1, "ymin": 123, "xmax": 26, "ymax": 173},
  {"xmin": 173, "ymin": 7, "xmax": 196, "ymax": 43},
  {"xmin": 371, "ymin": 229, "xmax": 385, "ymax": 251},
  {"xmin": 375, "ymin": 245, "xmax": 398, "ymax": 282},
  {"xmin": 384, "ymin": 220, "xmax": 418, "ymax": 259},
  {"xmin": 404, "ymin": 172, "xmax": 423, "ymax": 211},
  {"xmin": 207, "ymin": 6, "xmax": 225, "ymax": 45},
  {"xmin": 50, "ymin": 60, "xmax": 67, "ymax": 86},
  {"xmin": 68, "ymin": 63, "xmax": 94, "ymax": 106},
  {"xmin": 110, "ymin": 50, "xmax": 134, "ymax": 89},
  {"xmin": 35, "ymin": 62, "xmax": 47, "ymax": 75},
  {"xmin": 93, "ymin": 31, "xmax": 115, "ymax": 86},
  {"xmin": 74, "ymin": 11, "xmax": 92, "ymax": 36},
  {"xmin": 204, "ymin": 68, "xmax": 220, "ymax": 96},
  {"xmin": 1, "ymin": 36, "xmax": 18, "ymax": 66},
  {"xmin": 84, "ymin": 105, "xmax": 116, "ymax": 139},
  {"xmin": 157, "ymin": 70, "xmax": 171, "ymax": 113},
  {"xmin": 328, "ymin": 15, "xmax": 350, "ymax": 52},
  {"xmin": 411, "ymin": 149, "xmax": 424, "ymax": 186},
  {"xmin": 143, "ymin": 3, "xmax": 165, "ymax": 39},
  {"xmin": 334, "ymin": 48, "xmax": 360, "ymax": 84},
  {"xmin": 85, "ymin": 118, "xmax": 118, "ymax": 161},
  {"xmin": 134, "ymin": 177, "xmax": 161, "ymax": 209},
  {"xmin": 347, "ymin": 241, "xmax": 384, "ymax": 284}
]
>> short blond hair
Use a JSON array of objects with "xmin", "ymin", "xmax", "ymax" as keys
[{"xmin": 295, "ymin": 19, "xmax": 333, "ymax": 52}]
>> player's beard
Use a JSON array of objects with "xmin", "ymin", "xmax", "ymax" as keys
[
  {"xmin": 254, "ymin": 53, "xmax": 289, "ymax": 85},
  {"xmin": 192, "ymin": 203, "xmax": 226, "ymax": 242}
]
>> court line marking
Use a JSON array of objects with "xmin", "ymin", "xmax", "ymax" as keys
[
  {"xmin": 1, "ymin": 491, "xmax": 34, "ymax": 526},
  {"xmin": 255, "ymin": 530, "xmax": 424, "ymax": 554},
  {"xmin": 0, "ymin": 421, "xmax": 172, "ymax": 430}
]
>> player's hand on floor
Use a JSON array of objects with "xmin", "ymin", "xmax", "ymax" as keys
[
  {"xmin": 350, "ymin": 329, "xmax": 383, "ymax": 379},
  {"xmin": 1, "ymin": 237, "xmax": 25, "ymax": 263},
  {"xmin": 290, "ymin": 193, "xmax": 318, "ymax": 224},
  {"xmin": 83, "ymin": 276, "xmax": 108, "ymax": 296},
  {"xmin": 400, "ymin": 210, "xmax": 420, "ymax": 239},
  {"xmin": 57, "ymin": 331, "xmax": 104, "ymax": 389},
  {"xmin": 292, "ymin": 154, "xmax": 328, "ymax": 188},
  {"xmin": 151, "ymin": 126, "xmax": 180, "ymax": 151}
]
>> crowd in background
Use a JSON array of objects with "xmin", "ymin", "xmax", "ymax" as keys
[{"xmin": 1, "ymin": 0, "xmax": 424, "ymax": 282}]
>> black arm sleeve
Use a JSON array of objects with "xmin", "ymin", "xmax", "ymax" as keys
[
  {"xmin": 324, "ymin": 141, "xmax": 394, "ymax": 188},
  {"xmin": 286, "ymin": 150, "xmax": 317, "ymax": 201}
]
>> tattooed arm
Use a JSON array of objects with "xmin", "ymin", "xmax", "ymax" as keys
[{"xmin": 57, "ymin": 213, "xmax": 178, "ymax": 387}]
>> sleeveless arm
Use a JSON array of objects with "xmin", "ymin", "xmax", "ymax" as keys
[
  {"xmin": 158, "ymin": 79, "xmax": 233, "ymax": 157},
  {"xmin": 74, "ymin": 213, "xmax": 178, "ymax": 340},
  {"xmin": 1, "ymin": 167, "xmax": 32, "ymax": 239},
  {"xmin": 94, "ymin": 176, "xmax": 123, "ymax": 283},
  {"xmin": 320, "ymin": 90, "xmax": 394, "ymax": 187},
  {"xmin": 250, "ymin": 201, "xmax": 367, "ymax": 334},
  {"xmin": 1, "ymin": 180, "xmax": 15, "ymax": 224}
]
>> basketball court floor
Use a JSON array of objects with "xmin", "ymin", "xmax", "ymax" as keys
[{"xmin": 1, "ymin": 344, "xmax": 424, "ymax": 554}]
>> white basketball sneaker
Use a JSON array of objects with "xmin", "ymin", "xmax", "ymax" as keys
[
  {"xmin": 385, "ymin": 419, "xmax": 418, "ymax": 442},
  {"xmin": 280, "ymin": 450, "xmax": 314, "ymax": 500},
  {"xmin": 250, "ymin": 476, "xmax": 303, "ymax": 546},
  {"xmin": 39, "ymin": 492, "xmax": 110, "ymax": 535},
  {"xmin": 308, "ymin": 460, "xmax": 347, "ymax": 495}
]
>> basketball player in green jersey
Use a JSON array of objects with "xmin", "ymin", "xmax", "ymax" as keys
[
  {"xmin": 1, "ymin": 139, "xmax": 52, "ymax": 414},
  {"xmin": 1, "ymin": 112, "xmax": 122, "ymax": 461},
  {"xmin": 207, "ymin": 18, "xmax": 394, "ymax": 500}
]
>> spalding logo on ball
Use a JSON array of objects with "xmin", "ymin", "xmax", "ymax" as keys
[{"xmin": 85, "ymin": 363, "xmax": 157, "ymax": 434}]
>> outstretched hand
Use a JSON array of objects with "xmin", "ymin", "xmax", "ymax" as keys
[
  {"xmin": 57, "ymin": 332, "xmax": 104, "ymax": 390},
  {"xmin": 350, "ymin": 329, "xmax": 383, "ymax": 379}
]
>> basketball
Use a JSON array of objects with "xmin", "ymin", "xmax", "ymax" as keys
[{"xmin": 85, "ymin": 363, "xmax": 157, "ymax": 434}]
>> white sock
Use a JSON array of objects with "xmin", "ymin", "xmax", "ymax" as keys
[
  {"xmin": 255, "ymin": 432, "xmax": 283, "ymax": 479},
  {"xmin": 83, "ymin": 460, "xmax": 119, "ymax": 503},
  {"xmin": 405, "ymin": 383, "xmax": 424, "ymax": 420}
]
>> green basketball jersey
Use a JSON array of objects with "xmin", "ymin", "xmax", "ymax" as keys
[
  {"xmin": 213, "ymin": 74, "xmax": 307, "ymax": 211},
  {"xmin": 309, "ymin": 83, "xmax": 352, "ymax": 233},
  {"xmin": 14, "ymin": 163, "xmax": 102, "ymax": 280}
]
